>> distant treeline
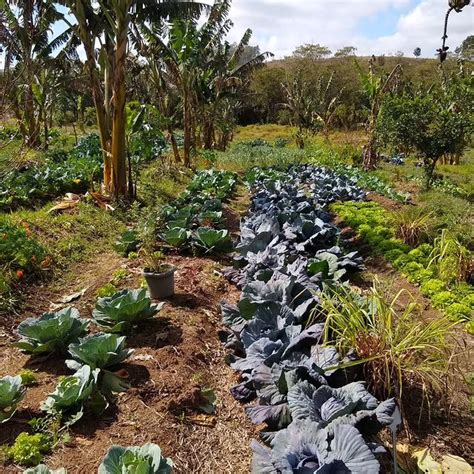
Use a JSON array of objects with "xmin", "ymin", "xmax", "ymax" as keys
[{"xmin": 238, "ymin": 56, "xmax": 462, "ymax": 128}]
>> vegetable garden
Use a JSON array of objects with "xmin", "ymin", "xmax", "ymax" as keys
[{"xmin": 1, "ymin": 0, "xmax": 473, "ymax": 472}]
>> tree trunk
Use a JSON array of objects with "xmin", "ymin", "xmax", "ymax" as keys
[
  {"xmin": 183, "ymin": 89, "xmax": 192, "ymax": 168},
  {"xmin": 110, "ymin": 11, "xmax": 129, "ymax": 198},
  {"xmin": 168, "ymin": 128, "xmax": 181, "ymax": 163}
]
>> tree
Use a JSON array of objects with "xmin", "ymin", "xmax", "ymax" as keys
[
  {"xmin": 334, "ymin": 46, "xmax": 357, "ymax": 58},
  {"xmin": 378, "ymin": 67, "xmax": 473, "ymax": 186},
  {"xmin": 455, "ymin": 35, "xmax": 474, "ymax": 60},
  {"xmin": 60, "ymin": 0, "xmax": 206, "ymax": 198},
  {"xmin": 413, "ymin": 47, "xmax": 422, "ymax": 58},
  {"xmin": 0, "ymin": 0, "xmax": 66, "ymax": 148},
  {"xmin": 355, "ymin": 57, "xmax": 402, "ymax": 170},
  {"xmin": 292, "ymin": 43, "xmax": 332, "ymax": 61},
  {"xmin": 282, "ymin": 73, "xmax": 320, "ymax": 149}
]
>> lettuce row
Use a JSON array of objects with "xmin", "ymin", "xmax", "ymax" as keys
[
  {"xmin": 332, "ymin": 201, "xmax": 473, "ymax": 330},
  {"xmin": 221, "ymin": 165, "xmax": 395, "ymax": 472}
]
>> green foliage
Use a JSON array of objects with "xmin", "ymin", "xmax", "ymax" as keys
[
  {"xmin": 15, "ymin": 307, "xmax": 89, "ymax": 355},
  {"xmin": 195, "ymin": 228, "xmax": 232, "ymax": 253},
  {"xmin": 66, "ymin": 333, "xmax": 133, "ymax": 371},
  {"xmin": 96, "ymin": 283, "xmax": 119, "ymax": 298},
  {"xmin": 98, "ymin": 443, "xmax": 173, "ymax": 474},
  {"xmin": 41, "ymin": 366, "xmax": 107, "ymax": 426},
  {"xmin": 8, "ymin": 433, "xmax": 50, "ymax": 466},
  {"xmin": 0, "ymin": 375, "xmax": 26, "ymax": 423},
  {"xmin": 0, "ymin": 134, "xmax": 103, "ymax": 211},
  {"xmin": 114, "ymin": 230, "xmax": 140, "ymax": 257},
  {"xmin": 92, "ymin": 289, "xmax": 162, "ymax": 333},
  {"xmin": 332, "ymin": 200, "xmax": 473, "ymax": 324},
  {"xmin": 378, "ymin": 70, "xmax": 474, "ymax": 187},
  {"xmin": 318, "ymin": 283, "xmax": 456, "ymax": 400},
  {"xmin": 19, "ymin": 370, "xmax": 38, "ymax": 386}
]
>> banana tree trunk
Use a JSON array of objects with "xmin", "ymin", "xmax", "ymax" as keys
[
  {"xmin": 168, "ymin": 127, "xmax": 181, "ymax": 163},
  {"xmin": 110, "ymin": 13, "xmax": 129, "ymax": 198},
  {"xmin": 183, "ymin": 89, "xmax": 192, "ymax": 168}
]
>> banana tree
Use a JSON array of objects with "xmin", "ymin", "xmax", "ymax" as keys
[
  {"xmin": 0, "ymin": 0, "xmax": 65, "ymax": 148},
  {"xmin": 60, "ymin": 0, "xmax": 206, "ymax": 196},
  {"xmin": 355, "ymin": 58, "xmax": 402, "ymax": 170}
]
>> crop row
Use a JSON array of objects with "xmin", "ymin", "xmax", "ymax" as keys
[
  {"xmin": 221, "ymin": 165, "xmax": 396, "ymax": 472},
  {"xmin": 332, "ymin": 201, "xmax": 473, "ymax": 332},
  {"xmin": 0, "ymin": 288, "xmax": 174, "ymax": 471}
]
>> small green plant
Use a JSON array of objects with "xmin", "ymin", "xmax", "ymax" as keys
[
  {"xmin": 0, "ymin": 375, "xmax": 26, "ymax": 422},
  {"xmin": 114, "ymin": 230, "xmax": 140, "ymax": 257},
  {"xmin": 93, "ymin": 288, "xmax": 163, "ymax": 333},
  {"xmin": 394, "ymin": 207, "xmax": 434, "ymax": 246},
  {"xmin": 98, "ymin": 443, "xmax": 173, "ymax": 474},
  {"xmin": 8, "ymin": 432, "xmax": 50, "ymax": 466},
  {"xmin": 428, "ymin": 230, "xmax": 472, "ymax": 284},
  {"xmin": 23, "ymin": 465, "xmax": 67, "ymax": 474},
  {"xmin": 97, "ymin": 283, "xmax": 118, "ymax": 298},
  {"xmin": 140, "ymin": 249, "xmax": 171, "ymax": 274},
  {"xmin": 15, "ymin": 307, "xmax": 89, "ymax": 355},
  {"xmin": 112, "ymin": 268, "xmax": 129, "ymax": 284},
  {"xmin": 19, "ymin": 369, "xmax": 38, "ymax": 386}
]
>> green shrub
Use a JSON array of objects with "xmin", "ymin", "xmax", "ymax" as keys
[
  {"xmin": 19, "ymin": 370, "xmax": 37, "ymax": 386},
  {"xmin": 385, "ymin": 249, "xmax": 404, "ymax": 262}
]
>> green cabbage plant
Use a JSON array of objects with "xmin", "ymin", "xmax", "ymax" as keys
[
  {"xmin": 0, "ymin": 375, "xmax": 26, "ymax": 423},
  {"xmin": 195, "ymin": 228, "xmax": 232, "ymax": 253},
  {"xmin": 66, "ymin": 333, "xmax": 134, "ymax": 396},
  {"xmin": 41, "ymin": 365, "xmax": 107, "ymax": 426},
  {"xmin": 93, "ymin": 289, "xmax": 163, "ymax": 333},
  {"xmin": 98, "ymin": 443, "xmax": 173, "ymax": 474},
  {"xmin": 15, "ymin": 307, "xmax": 89, "ymax": 355}
]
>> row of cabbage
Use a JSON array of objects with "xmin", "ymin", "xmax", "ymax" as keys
[
  {"xmin": 0, "ymin": 289, "xmax": 173, "ymax": 471},
  {"xmin": 221, "ymin": 165, "xmax": 397, "ymax": 473}
]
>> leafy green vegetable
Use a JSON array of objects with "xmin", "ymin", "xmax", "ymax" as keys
[
  {"xmin": 15, "ymin": 307, "xmax": 89, "ymax": 355},
  {"xmin": 195, "ymin": 228, "xmax": 232, "ymax": 253},
  {"xmin": 93, "ymin": 289, "xmax": 162, "ymax": 333},
  {"xmin": 98, "ymin": 443, "xmax": 173, "ymax": 474},
  {"xmin": 8, "ymin": 432, "xmax": 50, "ymax": 466},
  {"xmin": 114, "ymin": 230, "xmax": 140, "ymax": 257},
  {"xmin": 0, "ymin": 375, "xmax": 26, "ymax": 423},
  {"xmin": 41, "ymin": 366, "xmax": 106, "ymax": 426},
  {"xmin": 162, "ymin": 227, "xmax": 191, "ymax": 247}
]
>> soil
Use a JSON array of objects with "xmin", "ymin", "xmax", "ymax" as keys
[{"xmin": 0, "ymin": 254, "xmax": 257, "ymax": 473}]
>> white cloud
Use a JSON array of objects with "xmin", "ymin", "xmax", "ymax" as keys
[{"xmin": 226, "ymin": 0, "xmax": 473, "ymax": 58}]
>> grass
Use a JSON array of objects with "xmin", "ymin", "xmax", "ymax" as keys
[{"xmin": 316, "ymin": 282, "xmax": 457, "ymax": 405}]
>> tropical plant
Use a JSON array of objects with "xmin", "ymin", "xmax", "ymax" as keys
[
  {"xmin": 92, "ymin": 288, "xmax": 163, "ymax": 333},
  {"xmin": 355, "ymin": 57, "xmax": 402, "ymax": 170},
  {"xmin": 59, "ymin": 0, "xmax": 206, "ymax": 196},
  {"xmin": 0, "ymin": 375, "xmax": 26, "ymax": 423},
  {"xmin": 98, "ymin": 443, "xmax": 173, "ymax": 474},
  {"xmin": 15, "ymin": 307, "xmax": 89, "ymax": 355},
  {"xmin": 0, "ymin": 0, "xmax": 67, "ymax": 148},
  {"xmin": 41, "ymin": 365, "xmax": 107, "ymax": 426}
]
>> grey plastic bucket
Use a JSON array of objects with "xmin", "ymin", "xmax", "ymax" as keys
[{"xmin": 143, "ymin": 265, "xmax": 176, "ymax": 299}]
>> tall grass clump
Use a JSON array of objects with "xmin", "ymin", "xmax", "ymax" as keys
[
  {"xmin": 316, "ymin": 282, "xmax": 457, "ymax": 408},
  {"xmin": 394, "ymin": 207, "xmax": 434, "ymax": 247}
]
